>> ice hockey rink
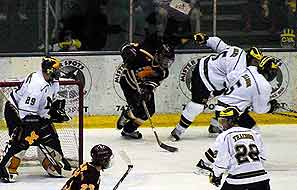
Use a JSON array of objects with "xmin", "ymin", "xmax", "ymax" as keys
[{"xmin": 0, "ymin": 125, "xmax": 296, "ymax": 190}]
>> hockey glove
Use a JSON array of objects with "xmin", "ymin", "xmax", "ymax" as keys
[
  {"xmin": 193, "ymin": 32, "xmax": 209, "ymax": 46},
  {"xmin": 139, "ymin": 85, "xmax": 153, "ymax": 102},
  {"xmin": 268, "ymin": 99, "xmax": 279, "ymax": 113},
  {"xmin": 48, "ymin": 99, "xmax": 71, "ymax": 123},
  {"xmin": 209, "ymin": 172, "xmax": 222, "ymax": 187}
]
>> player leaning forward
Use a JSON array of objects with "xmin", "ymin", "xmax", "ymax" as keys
[
  {"xmin": 170, "ymin": 33, "xmax": 263, "ymax": 141},
  {"xmin": 116, "ymin": 37, "xmax": 175, "ymax": 139},
  {"xmin": 0, "ymin": 56, "xmax": 71, "ymax": 182},
  {"xmin": 207, "ymin": 107, "xmax": 270, "ymax": 190}
]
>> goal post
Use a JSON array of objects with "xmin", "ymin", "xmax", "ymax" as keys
[{"xmin": 0, "ymin": 79, "xmax": 84, "ymax": 167}]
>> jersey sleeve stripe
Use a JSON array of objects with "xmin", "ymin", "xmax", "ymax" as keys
[
  {"xmin": 232, "ymin": 49, "xmax": 244, "ymax": 70},
  {"xmin": 215, "ymin": 40, "xmax": 222, "ymax": 51},
  {"xmin": 247, "ymin": 68, "xmax": 260, "ymax": 95}
]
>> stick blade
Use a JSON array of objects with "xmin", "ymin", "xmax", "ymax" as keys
[
  {"xmin": 160, "ymin": 143, "xmax": 178, "ymax": 152},
  {"xmin": 119, "ymin": 151, "xmax": 132, "ymax": 166}
]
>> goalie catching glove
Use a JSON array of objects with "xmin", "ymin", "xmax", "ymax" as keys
[
  {"xmin": 48, "ymin": 99, "xmax": 71, "ymax": 123},
  {"xmin": 193, "ymin": 32, "xmax": 209, "ymax": 46}
]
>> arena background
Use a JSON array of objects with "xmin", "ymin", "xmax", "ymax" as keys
[{"xmin": 0, "ymin": 51, "xmax": 296, "ymax": 128}]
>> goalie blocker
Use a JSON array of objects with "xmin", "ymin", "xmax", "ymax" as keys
[{"xmin": 0, "ymin": 100, "xmax": 71, "ymax": 182}]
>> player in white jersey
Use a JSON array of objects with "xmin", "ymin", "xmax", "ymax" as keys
[
  {"xmin": 169, "ymin": 33, "xmax": 264, "ymax": 141},
  {"xmin": 208, "ymin": 56, "xmax": 280, "ymax": 134},
  {"xmin": 0, "ymin": 56, "xmax": 71, "ymax": 182},
  {"xmin": 206, "ymin": 107, "xmax": 270, "ymax": 190}
]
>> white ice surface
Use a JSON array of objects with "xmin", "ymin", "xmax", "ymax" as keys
[{"xmin": 1, "ymin": 125, "xmax": 297, "ymax": 190}]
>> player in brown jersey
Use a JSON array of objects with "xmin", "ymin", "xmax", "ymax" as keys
[
  {"xmin": 61, "ymin": 144, "xmax": 113, "ymax": 190},
  {"xmin": 116, "ymin": 36, "xmax": 175, "ymax": 139}
]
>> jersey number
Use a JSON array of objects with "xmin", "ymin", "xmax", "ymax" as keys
[
  {"xmin": 235, "ymin": 144, "xmax": 260, "ymax": 165},
  {"xmin": 25, "ymin": 97, "xmax": 36, "ymax": 105}
]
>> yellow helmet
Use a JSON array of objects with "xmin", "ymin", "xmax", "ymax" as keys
[
  {"xmin": 42, "ymin": 56, "xmax": 61, "ymax": 80},
  {"xmin": 246, "ymin": 47, "xmax": 263, "ymax": 65},
  {"xmin": 258, "ymin": 56, "xmax": 279, "ymax": 82},
  {"xmin": 218, "ymin": 107, "xmax": 240, "ymax": 130}
]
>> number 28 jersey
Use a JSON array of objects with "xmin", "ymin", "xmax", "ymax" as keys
[
  {"xmin": 9, "ymin": 70, "xmax": 59, "ymax": 119},
  {"xmin": 213, "ymin": 127, "xmax": 269, "ymax": 185}
]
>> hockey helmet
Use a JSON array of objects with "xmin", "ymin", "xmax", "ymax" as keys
[
  {"xmin": 218, "ymin": 107, "xmax": 240, "ymax": 131},
  {"xmin": 246, "ymin": 47, "xmax": 263, "ymax": 66},
  {"xmin": 258, "ymin": 56, "xmax": 279, "ymax": 82},
  {"xmin": 42, "ymin": 56, "xmax": 61, "ymax": 81},
  {"xmin": 154, "ymin": 43, "xmax": 175, "ymax": 69},
  {"xmin": 91, "ymin": 144, "xmax": 113, "ymax": 169}
]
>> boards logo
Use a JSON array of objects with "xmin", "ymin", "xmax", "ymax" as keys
[
  {"xmin": 58, "ymin": 58, "xmax": 92, "ymax": 101},
  {"xmin": 113, "ymin": 63, "xmax": 126, "ymax": 101},
  {"xmin": 270, "ymin": 56, "xmax": 289, "ymax": 99},
  {"xmin": 178, "ymin": 56, "xmax": 201, "ymax": 99}
]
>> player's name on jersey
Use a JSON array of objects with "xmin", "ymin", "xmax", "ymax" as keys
[{"xmin": 232, "ymin": 133, "xmax": 255, "ymax": 142}]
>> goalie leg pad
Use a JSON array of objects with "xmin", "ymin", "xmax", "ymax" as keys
[{"xmin": 37, "ymin": 147, "xmax": 63, "ymax": 177}]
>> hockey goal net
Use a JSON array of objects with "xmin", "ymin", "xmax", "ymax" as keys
[{"xmin": 0, "ymin": 80, "xmax": 83, "ymax": 167}]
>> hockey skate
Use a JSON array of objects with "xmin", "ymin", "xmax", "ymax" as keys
[
  {"xmin": 116, "ymin": 109, "xmax": 130, "ymax": 130},
  {"xmin": 208, "ymin": 118, "xmax": 223, "ymax": 136},
  {"xmin": 121, "ymin": 130, "xmax": 142, "ymax": 139},
  {"xmin": 194, "ymin": 159, "xmax": 213, "ymax": 176},
  {"xmin": 0, "ymin": 166, "xmax": 16, "ymax": 183},
  {"xmin": 169, "ymin": 128, "xmax": 183, "ymax": 141}
]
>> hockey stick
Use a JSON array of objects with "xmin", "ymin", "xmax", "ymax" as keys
[
  {"xmin": 280, "ymin": 106, "xmax": 297, "ymax": 114},
  {"xmin": 113, "ymin": 151, "xmax": 133, "ymax": 190},
  {"xmin": 38, "ymin": 143, "xmax": 62, "ymax": 175},
  {"xmin": 130, "ymin": 70, "xmax": 178, "ymax": 152},
  {"xmin": 272, "ymin": 112, "xmax": 297, "ymax": 119}
]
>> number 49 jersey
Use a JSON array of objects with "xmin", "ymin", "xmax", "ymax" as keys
[
  {"xmin": 213, "ymin": 127, "xmax": 269, "ymax": 185},
  {"xmin": 9, "ymin": 70, "xmax": 59, "ymax": 119}
]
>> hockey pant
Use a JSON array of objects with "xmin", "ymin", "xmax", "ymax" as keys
[
  {"xmin": 0, "ymin": 116, "xmax": 66, "ymax": 177},
  {"xmin": 178, "ymin": 63, "xmax": 224, "ymax": 129},
  {"xmin": 120, "ymin": 78, "xmax": 155, "ymax": 133}
]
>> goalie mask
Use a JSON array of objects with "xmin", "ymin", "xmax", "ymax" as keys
[
  {"xmin": 42, "ymin": 56, "xmax": 61, "ymax": 81},
  {"xmin": 91, "ymin": 144, "xmax": 113, "ymax": 169},
  {"xmin": 258, "ymin": 56, "xmax": 279, "ymax": 82},
  {"xmin": 246, "ymin": 47, "xmax": 263, "ymax": 66},
  {"xmin": 218, "ymin": 107, "xmax": 241, "ymax": 131},
  {"xmin": 154, "ymin": 44, "xmax": 175, "ymax": 69}
]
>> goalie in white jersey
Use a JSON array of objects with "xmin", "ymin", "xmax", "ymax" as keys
[
  {"xmin": 170, "ymin": 33, "xmax": 264, "ymax": 141},
  {"xmin": 0, "ymin": 56, "xmax": 71, "ymax": 182},
  {"xmin": 208, "ymin": 55, "xmax": 280, "ymax": 134},
  {"xmin": 206, "ymin": 107, "xmax": 270, "ymax": 190}
]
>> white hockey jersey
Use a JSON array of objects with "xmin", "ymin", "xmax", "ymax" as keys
[
  {"xmin": 213, "ymin": 126, "xmax": 269, "ymax": 185},
  {"xmin": 198, "ymin": 37, "xmax": 247, "ymax": 91},
  {"xmin": 9, "ymin": 70, "xmax": 59, "ymax": 119},
  {"xmin": 217, "ymin": 66, "xmax": 272, "ymax": 113}
]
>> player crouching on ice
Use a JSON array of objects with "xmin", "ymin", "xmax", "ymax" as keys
[
  {"xmin": 116, "ymin": 35, "xmax": 175, "ymax": 139},
  {"xmin": 0, "ymin": 56, "xmax": 71, "ymax": 182},
  {"xmin": 197, "ymin": 107, "xmax": 270, "ymax": 190},
  {"xmin": 61, "ymin": 144, "xmax": 113, "ymax": 190}
]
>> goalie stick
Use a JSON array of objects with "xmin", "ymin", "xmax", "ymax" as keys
[
  {"xmin": 130, "ymin": 70, "xmax": 178, "ymax": 152},
  {"xmin": 113, "ymin": 151, "xmax": 133, "ymax": 190}
]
